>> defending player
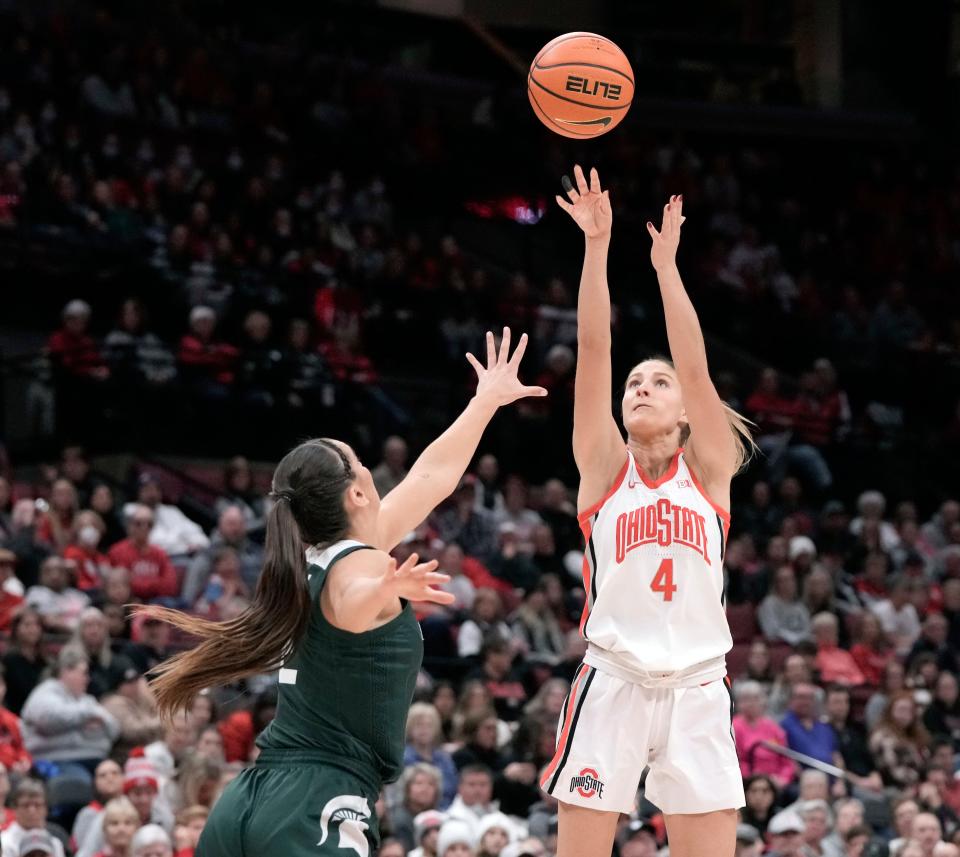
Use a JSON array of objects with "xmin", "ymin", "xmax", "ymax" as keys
[
  {"xmin": 547, "ymin": 166, "xmax": 754, "ymax": 857},
  {"xmin": 144, "ymin": 329, "xmax": 545, "ymax": 857}
]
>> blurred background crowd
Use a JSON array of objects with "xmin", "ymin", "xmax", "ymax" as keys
[{"xmin": 0, "ymin": 1, "xmax": 959, "ymax": 856}]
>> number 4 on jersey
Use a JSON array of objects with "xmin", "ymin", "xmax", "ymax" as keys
[{"xmin": 650, "ymin": 558, "xmax": 677, "ymax": 601}]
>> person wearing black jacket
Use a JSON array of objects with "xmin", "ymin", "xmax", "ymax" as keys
[{"xmin": 922, "ymin": 671, "xmax": 960, "ymax": 750}]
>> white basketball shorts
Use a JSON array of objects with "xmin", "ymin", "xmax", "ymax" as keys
[{"xmin": 540, "ymin": 664, "xmax": 745, "ymax": 815}]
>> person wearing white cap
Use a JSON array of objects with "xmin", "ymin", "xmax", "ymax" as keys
[
  {"xmin": 17, "ymin": 828, "xmax": 57, "ymax": 857},
  {"xmin": 499, "ymin": 839, "xmax": 546, "ymax": 857},
  {"xmin": 409, "ymin": 809, "xmax": 444, "ymax": 857},
  {"xmin": 476, "ymin": 812, "xmax": 515, "ymax": 857},
  {"xmin": 176, "ymin": 305, "xmax": 239, "ymax": 417},
  {"xmin": 437, "ymin": 819, "xmax": 476, "ymax": 857},
  {"xmin": 788, "ymin": 535, "xmax": 817, "ymax": 566},
  {"xmin": 131, "ymin": 823, "xmax": 172, "ymax": 857},
  {"xmin": 765, "ymin": 809, "xmax": 810, "ymax": 857},
  {"xmin": 75, "ymin": 757, "xmax": 173, "ymax": 857}
]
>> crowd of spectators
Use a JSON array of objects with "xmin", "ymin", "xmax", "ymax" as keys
[
  {"xmin": 0, "ymin": 4, "xmax": 958, "ymax": 490},
  {"xmin": 0, "ymin": 435, "xmax": 957, "ymax": 856},
  {"xmin": 0, "ymin": 3, "xmax": 959, "ymax": 857}
]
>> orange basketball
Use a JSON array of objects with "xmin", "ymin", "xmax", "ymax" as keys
[{"xmin": 528, "ymin": 32, "xmax": 634, "ymax": 139}]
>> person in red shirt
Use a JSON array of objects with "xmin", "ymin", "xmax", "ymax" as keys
[
  {"xmin": 731, "ymin": 681, "xmax": 795, "ymax": 787},
  {"xmin": 177, "ymin": 306, "xmax": 238, "ymax": 397},
  {"xmin": 791, "ymin": 371, "xmax": 842, "ymax": 450},
  {"xmin": 747, "ymin": 367, "xmax": 833, "ymax": 491},
  {"xmin": 63, "ymin": 510, "xmax": 110, "ymax": 592},
  {"xmin": 107, "ymin": 505, "xmax": 179, "ymax": 601},
  {"xmin": 812, "ymin": 612, "xmax": 866, "ymax": 686},
  {"xmin": 0, "ymin": 550, "xmax": 24, "ymax": 632},
  {"xmin": 318, "ymin": 324, "xmax": 377, "ymax": 384},
  {"xmin": 0, "ymin": 667, "xmax": 32, "ymax": 774},
  {"xmin": 849, "ymin": 611, "xmax": 894, "ymax": 686},
  {"xmin": 218, "ymin": 689, "xmax": 277, "ymax": 763},
  {"xmin": 46, "ymin": 300, "xmax": 110, "ymax": 381},
  {"xmin": 35, "ymin": 479, "xmax": 79, "ymax": 551},
  {"xmin": 745, "ymin": 367, "xmax": 796, "ymax": 438}
]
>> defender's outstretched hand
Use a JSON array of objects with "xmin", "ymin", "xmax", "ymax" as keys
[
  {"xmin": 385, "ymin": 553, "xmax": 455, "ymax": 605},
  {"xmin": 646, "ymin": 194, "xmax": 687, "ymax": 273},
  {"xmin": 466, "ymin": 327, "xmax": 548, "ymax": 407},
  {"xmin": 556, "ymin": 165, "xmax": 611, "ymax": 240}
]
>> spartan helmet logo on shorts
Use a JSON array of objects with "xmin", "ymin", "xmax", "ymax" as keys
[{"xmin": 317, "ymin": 795, "xmax": 373, "ymax": 856}]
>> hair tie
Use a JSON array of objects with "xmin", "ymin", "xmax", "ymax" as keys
[{"xmin": 272, "ymin": 490, "xmax": 295, "ymax": 504}]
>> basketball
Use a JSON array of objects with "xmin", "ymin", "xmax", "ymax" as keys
[{"xmin": 528, "ymin": 32, "xmax": 634, "ymax": 139}]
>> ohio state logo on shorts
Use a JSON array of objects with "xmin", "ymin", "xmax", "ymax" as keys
[{"xmin": 570, "ymin": 767, "xmax": 604, "ymax": 799}]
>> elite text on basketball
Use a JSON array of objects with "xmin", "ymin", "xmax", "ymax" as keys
[{"xmin": 564, "ymin": 75, "xmax": 622, "ymax": 100}]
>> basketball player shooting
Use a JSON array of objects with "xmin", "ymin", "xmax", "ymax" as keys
[{"xmin": 546, "ymin": 165, "xmax": 756, "ymax": 857}]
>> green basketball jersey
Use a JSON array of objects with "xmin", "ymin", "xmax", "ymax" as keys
[{"xmin": 256, "ymin": 540, "xmax": 424, "ymax": 783}]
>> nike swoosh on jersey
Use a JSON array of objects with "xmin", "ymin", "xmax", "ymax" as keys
[{"xmin": 554, "ymin": 116, "xmax": 613, "ymax": 127}]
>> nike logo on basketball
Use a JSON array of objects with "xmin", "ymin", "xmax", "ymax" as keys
[{"xmin": 554, "ymin": 116, "xmax": 612, "ymax": 127}]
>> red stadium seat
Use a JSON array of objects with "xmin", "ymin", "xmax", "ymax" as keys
[
  {"xmin": 726, "ymin": 642, "xmax": 752, "ymax": 679},
  {"xmin": 726, "ymin": 603, "xmax": 758, "ymax": 644},
  {"xmin": 844, "ymin": 610, "xmax": 864, "ymax": 640},
  {"xmin": 849, "ymin": 683, "xmax": 875, "ymax": 725},
  {"xmin": 768, "ymin": 644, "xmax": 794, "ymax": 672}
]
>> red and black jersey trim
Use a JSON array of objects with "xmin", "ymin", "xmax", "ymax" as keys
[
  {"xmin": 543, "ymin": 665, "xmax": 597, "ymax": 793},
  {"xmin": 717, "ymin": 512, "xmax": 727, "ymax": 606},
  {"xmin": 723, "ymin": 675, "xmax": 737, "ymax": 750}
]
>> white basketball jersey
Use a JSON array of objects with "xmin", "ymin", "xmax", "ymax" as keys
[{"xmin": 578, "ymin": 448, "xmax": 732, "ymax": 684}]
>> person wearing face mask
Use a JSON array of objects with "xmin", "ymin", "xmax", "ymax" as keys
[{"xmin": 64, "ymin": 512, "xmax": 110, "ymax": 593}]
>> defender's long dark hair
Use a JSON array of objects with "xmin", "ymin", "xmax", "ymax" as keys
[{"xmin": 145, "ymin": 439, "xmax": 355, "ymax": 717}]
